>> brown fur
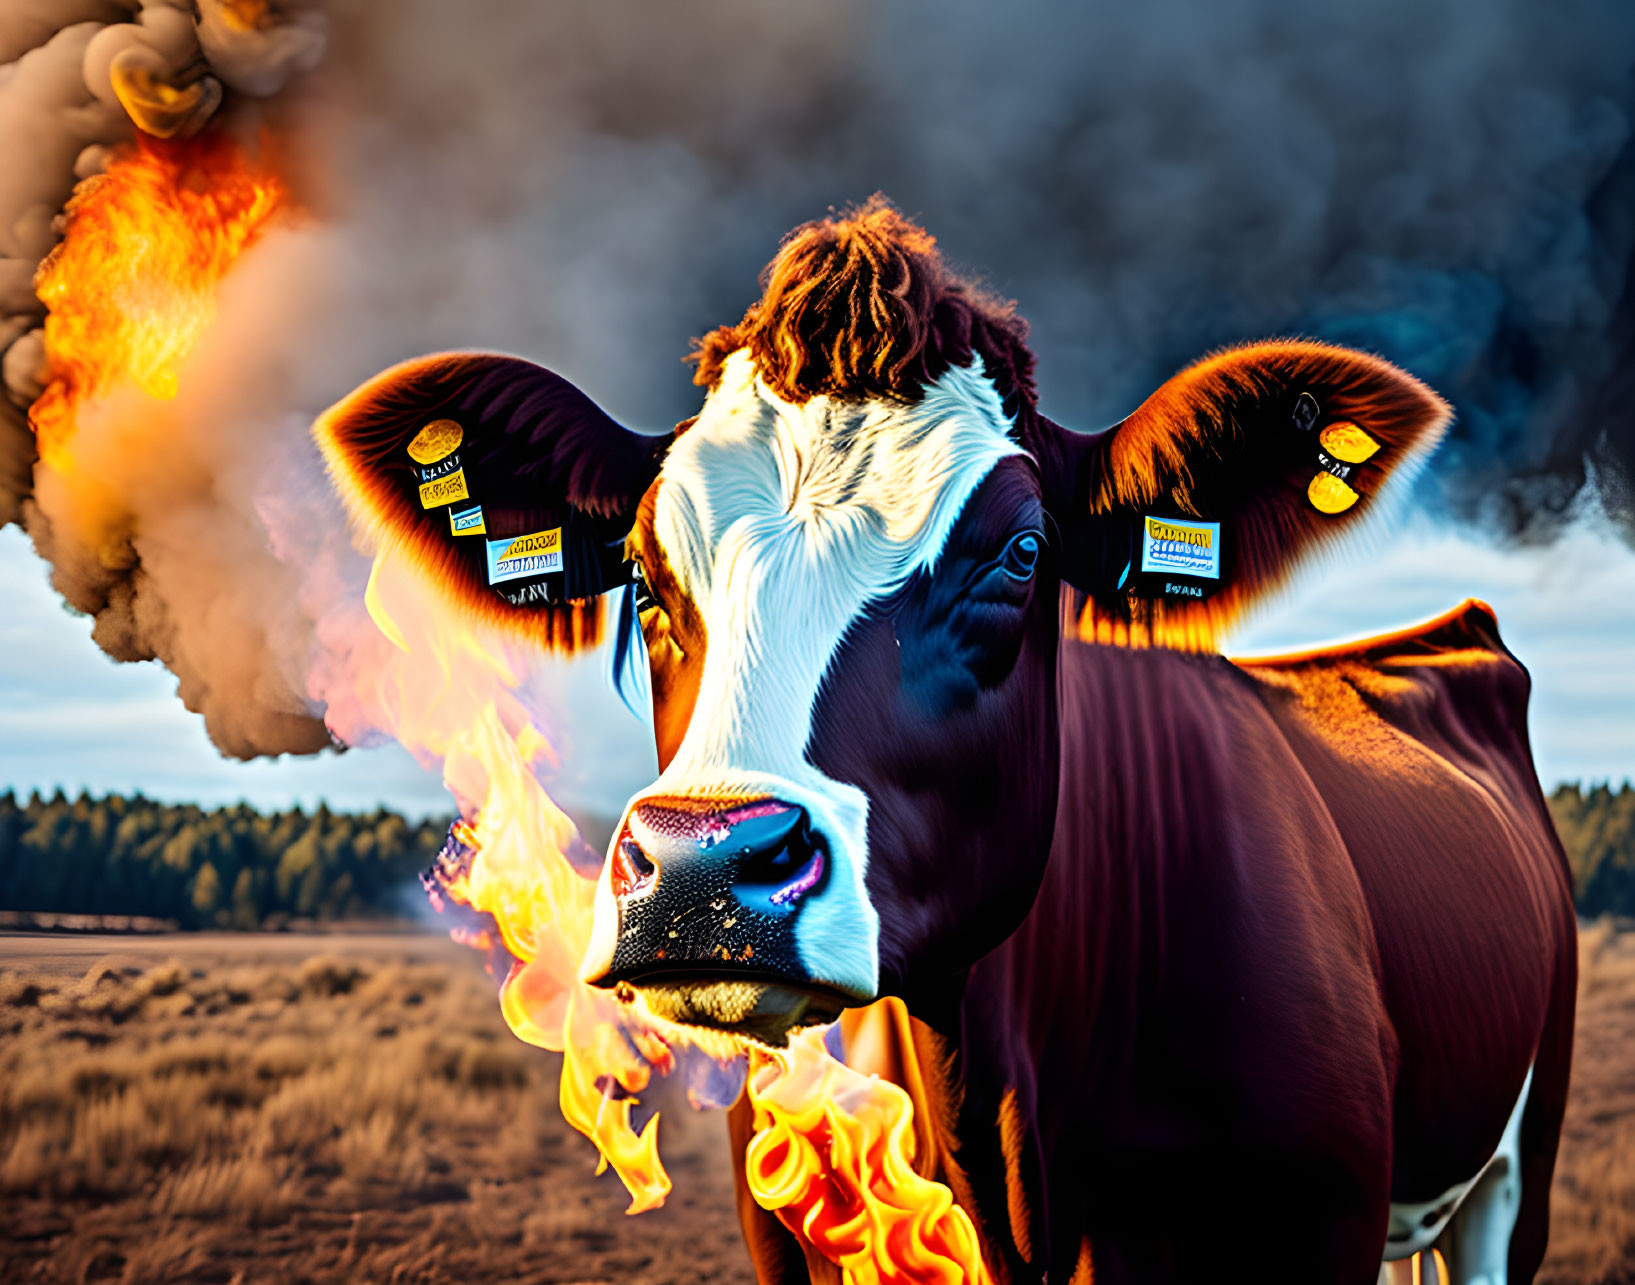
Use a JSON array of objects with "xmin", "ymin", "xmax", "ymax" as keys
[
  {"xmin": 314, "ymin": 351, "xmax": 668, "ymax": 653},
  {"xmin": 1070, "ymin": 338, "xmax": 1453, "ymax": 650},
  {"xmin": 689, "ymin": 202, "xmax": 1450, "ymax": 657},
  {"xmin": 689, "ymin": 196, "xmax": 1039, "ymax": 423}
]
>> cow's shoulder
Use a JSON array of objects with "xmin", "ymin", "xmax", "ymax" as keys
[
  {"xmin": 1048, "ymin": 638, "xmax": 1399, "ymax": 1173},
  {"xmin": 1231, "ymin": 599, "xmax": 1535, "ymax": 780},
  {"xmin": 1232, "ymin": 602, "xmax": 1574, "ymax": 1195},
  {"xmin": 1234, "ymin": 598, "xmax": 1518, "ymax": 686}
]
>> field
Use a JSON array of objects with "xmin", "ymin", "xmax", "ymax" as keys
[
  {"xmin": 0, "ymin": 932, "xmax": 752, "ymax": 1285},
  {"xmin": 1540, "ymin": 920, "xmax": 1635, "ymax": 1285},
  {"xmin": 0, "ymin": 925, "xmax": 1631, "ymax": 1284}
]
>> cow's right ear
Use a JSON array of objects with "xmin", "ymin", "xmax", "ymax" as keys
[{"xmin": 314, "ymin": 352, "xmax": 671, "ymax": 652}]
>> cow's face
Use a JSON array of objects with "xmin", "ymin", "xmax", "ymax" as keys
[
  {"xmin": 578, "ymin": 350, "xmax": 1062, "ymax": 1041},
  {"xmin": 316, "ymin": 197, "xmax": 1450, "ymax": 1049}
]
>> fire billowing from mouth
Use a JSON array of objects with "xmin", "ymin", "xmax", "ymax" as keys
[{"xmin": 410, "ymin": 718, "xmax": 989, "ymax": 1277}]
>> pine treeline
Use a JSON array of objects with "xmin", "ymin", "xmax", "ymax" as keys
[
  {"xmin": 0, "ymin": 790, "xmax": 448, "ymax": 930},
  {"xmin": 0, "ymin": 784, "xmax": 1632, "ymax": 929},
  {"xmin": 1550, "ymin": 782, "xmax": 1635, "ymax": 918}
]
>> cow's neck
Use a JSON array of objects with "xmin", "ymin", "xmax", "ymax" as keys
[{"xmin": 899, "ymin": 635, "xmax": 1243, "ymax": 1282}]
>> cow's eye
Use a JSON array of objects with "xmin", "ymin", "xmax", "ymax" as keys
[
  {"xmin": 1000, "ymin": 532, "xmax": 1041, "ymax": 581},
  {"xmin": 632, "ymin": 560, "xmax": 686, "ymax": 660},
  {"xmin": 633, "ymin": 561, "xmax": 660, "ymax": 616}
]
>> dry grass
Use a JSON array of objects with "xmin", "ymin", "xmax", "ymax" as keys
[
  {"xmin": 2, "ymin": 925, "xmax": 1633, "ymax": 1283},
  {"xmin": 1539, "ymin": 920, "xmax": 1635, "ymax": 1285},
  {"xmin": 0, "ymin": 941, "xmax": 752, "ymax": 1284}
]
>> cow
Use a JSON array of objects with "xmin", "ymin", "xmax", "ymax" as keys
[{"xmin": 315, "ymin": 198, "xmax": 1577, "ymax": 1285}]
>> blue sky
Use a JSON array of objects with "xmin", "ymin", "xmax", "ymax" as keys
[{"xmin": 2, "ymin": 502, "xmax": 1630, "ymax": 820}]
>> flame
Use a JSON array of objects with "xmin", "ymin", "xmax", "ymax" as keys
[
  {"xmin": 30, "ymin": 133, "xmax": 288, "ymax": 469},
  {"xmin": 355, "ymin": 547, "xmax": 995, "ymax": 1271},
  {"xmin": 217, "ymin": 0, "xmax": 274, "ymax": 32},
  {"xmin": 359, "ymin": 550, "xmax": 681, "ymax": 1212},
  {"xmin": 745, "ymin": 1028, "xmax": 992, "ymax": 1285},
  {"xmin": 25, "ymin": 98, "xmax": 1000, "ymax": 1281}
]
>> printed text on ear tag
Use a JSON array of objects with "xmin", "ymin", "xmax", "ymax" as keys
[
  {"xmin": 418, "ymin": 469, "xmax": 470, "ymax": 508},
  {"xmin": 486, "ymin": 527, "xmax": 563, "ymax": 584},
  {"xmin": 1140, "ymin": 515, "xmax": 1221, "ymax": 580},
  {"xmin": 449, "ymin": 502, "xmax": 486, "ymax": 536}
]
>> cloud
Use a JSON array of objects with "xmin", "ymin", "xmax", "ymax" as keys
[
  {"xmin": 1234, "ymin": 498, "xmax": 1635, "ymax": 786},
  {"xmin": 0, "ymin": 525, "xmax": 654, "ymax": 817}
]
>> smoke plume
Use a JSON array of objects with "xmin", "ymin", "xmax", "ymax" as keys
[
  {"xmin": 305, "ymin": 0, "xmax": 1635, "ymax": 540},
  {"xmin": 0, "ymin": 0, "xmax": 326, "ymax": 756},
  {"xmin": 2, "ymin": 0, "xmax": 1632, "ymax": 761}
]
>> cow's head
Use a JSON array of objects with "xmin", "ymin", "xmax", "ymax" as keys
[{"xmin": 317, "ymin": 198, "xmax": 1449, "ymax": 1044}]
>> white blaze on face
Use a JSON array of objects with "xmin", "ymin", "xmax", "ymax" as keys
[{"xmin": 581, "ymin": 349, "xmax": 1024, "ymax": 1000}]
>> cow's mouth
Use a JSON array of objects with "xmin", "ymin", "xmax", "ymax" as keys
[{"xmin": 613, "ymin": 972, "xmax": 851, "ymax": 1047}]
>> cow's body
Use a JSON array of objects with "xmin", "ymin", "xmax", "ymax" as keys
[
  {"xmin": 723, "ymin": 600, "xmax": 1576, "ymax": 1284},
  {"xmin": 316, "ymin": 198, "xmax": 1578, "ymax": 1284}
]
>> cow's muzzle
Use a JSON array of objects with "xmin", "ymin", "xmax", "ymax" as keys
[{"xmin": 584, "ymin": 796, "xmax": 854, "ymax": 1042}]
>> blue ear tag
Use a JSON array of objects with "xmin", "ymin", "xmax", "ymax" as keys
[
  {"xmin": 609, "ymin": 577, "xmax": 652, "ymax": 721},
  {"xmin": 1127, "ymin": 514, "xmax": 1222, "ymax": 601},
  {"xmin": 1140, "ymin": 516, "xmax": 1221, "ymax": 580}
]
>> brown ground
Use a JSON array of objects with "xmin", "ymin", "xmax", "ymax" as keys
[
  {"xmin": 1538, "ymin": 920, "xmax": 1635, "ymax": 1285},
  {"xmin": 0, "ymin": 924, "xmax": 1631, "ymax": 1285},
  {"xmin": 0, "ymin": 931, "xmax": 753, "ymax": 1285}
]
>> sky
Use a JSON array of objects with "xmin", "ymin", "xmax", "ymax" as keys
[
  {"xmin": 2, "ymin": 0, "xmax": 1633, "ymax": 821},
  {"xmin": 0, "ymin": 522, "xmax": 659, "ymax": 821},
  {"xmin": 3, "ymin": 498, "xmax": 1631, "ymax": 821}
]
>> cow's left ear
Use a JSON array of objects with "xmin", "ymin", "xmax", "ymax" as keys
[
  {"xmin": 315, "ymin": 351, "xmax": 671, "ymax": 652},
  {"xmin": 1032, "ymin": 340, "xmax": 1451, "ymax": 650}
]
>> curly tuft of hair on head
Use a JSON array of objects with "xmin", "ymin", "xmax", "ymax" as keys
[{"xmin": 689, "ymin": 195, "xmax": 1038, "ymax": 421}]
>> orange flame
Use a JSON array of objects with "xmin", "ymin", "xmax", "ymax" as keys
[
  {"xmin": 361, "ymin": 551, "xmax": 679, "ymax": 1212},
  {"xmin": 360, "ymin": 551, "xmax": 993, "ymax": 1265},
  {"xmin": 30, "ymin": 133, "xmax": 288, "ymax": 467},
  {"xmin": 745, "ymin": 1028, "xmax": 992, "ymax": 1284}
]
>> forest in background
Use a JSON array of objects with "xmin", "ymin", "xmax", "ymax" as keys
[
  {"xmin": 0, "ymin": 791, "xmax": 447, "ymax": 929},
  {"xmin": 1549, "ymin": 782, "xmax": 1635, "ymax": 917},
  {"xmin": 0, "ymin": 783, "xmax": 1632, "ymax": 929}
]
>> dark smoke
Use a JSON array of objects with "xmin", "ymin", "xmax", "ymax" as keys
[{"xmin": 318, "ymin": 0, "xmax": 1635, "ymax": 541}]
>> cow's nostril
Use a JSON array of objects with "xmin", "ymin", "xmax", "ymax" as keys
[
  {"xmin": 754, "ymin": 843, "xmax": 798, "ymax": 870},
  {"xmin": 614, "ymin": 797, "xmax": 828, "ymax": 914},
  {"xmin": 611, "ymin": 834, "xmax": 656, "ymax": 898},
  {"xmin": 736, "ymin": 815, "xmax": 826, "ymax": 911},
  {"xmin": 622, "ymin": 836, "xmax": 655, "ymax": 878}
]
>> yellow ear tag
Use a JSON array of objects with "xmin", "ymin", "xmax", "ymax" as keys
[
  {"xmin": 418, "ymin": 469, "xmax": 470, "ymax": 508},
  {"xmin": 1308, "ymin": 472, "xmax": 1360, "ymax": 514},
  {"xmin": 408, "ymin": 418, "xmax": 464, "ymax": 465},
  {"xmin": 1318, "ymin": 421, "xmax": 1380, "ymax": 464}
]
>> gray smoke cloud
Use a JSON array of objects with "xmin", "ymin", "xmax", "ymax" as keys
[
  {"xmin": 2, "ymin": 0, "xmax": 1632, "ymax": 762},
  {"xmin": 0, "ymin": 0, "xmax": 327, "ymax": 756},
  {"xmin": 308, "ymin": 0, "xmax": 1635, "ymax": 540}
]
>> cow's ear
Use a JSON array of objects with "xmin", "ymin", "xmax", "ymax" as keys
[
  {"xmin": 314, "ymin": 352, "xmax": 670, "ymax": 652},
  {"xmin": 1034, "ymin": 340, "xmax": 1451, "ymax": 650}
]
